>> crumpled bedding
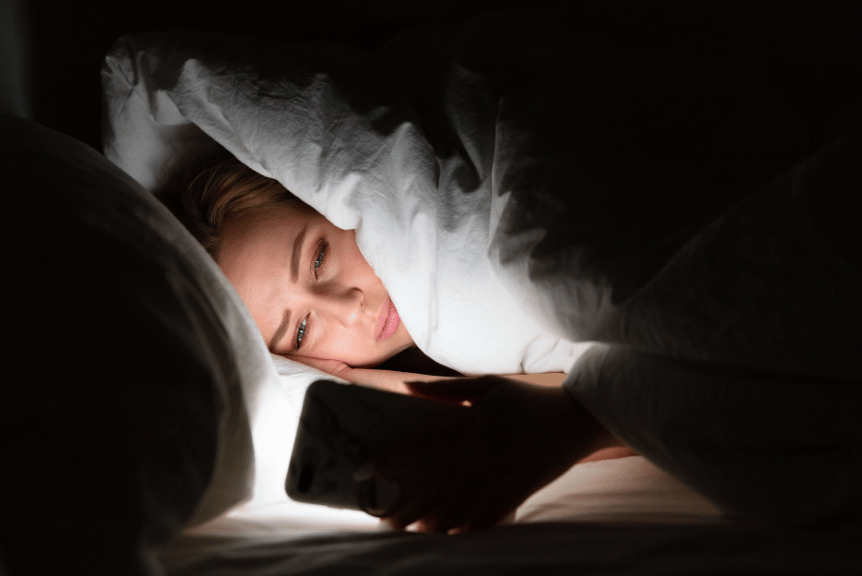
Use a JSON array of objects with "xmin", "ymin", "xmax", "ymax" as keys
[
  {"xmin": 101, "ymin": 14, "xmax": 589, "ymax": 376},
  {"xmin": 102, "ymin": 9, "xmax": 862, "ymax": 534}
]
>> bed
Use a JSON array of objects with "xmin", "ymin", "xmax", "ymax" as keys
[
  {"xmin": 3, "ymin": 7, "xmax": 861, "ymax": 575},
  {"xmin": 0, "ymin": 110, "xmax": 739, "ymax": 576}
]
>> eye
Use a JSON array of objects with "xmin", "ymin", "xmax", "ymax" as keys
[
  {"xmin": 296, "ymin": 316, "xmax": 308, "ymax": 349},
  {"xmin": 313, "ymin": 242, "xmax": 328, "ymax": 277}
]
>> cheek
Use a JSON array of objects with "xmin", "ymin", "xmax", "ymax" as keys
[{"xmin": 320, "ymin": 328, "xmax": 384, "ymax": 367}]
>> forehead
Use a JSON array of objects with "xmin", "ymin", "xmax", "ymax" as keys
[
  {"xmin": 219, "ymin": 206, "xmax": 308, "ymax": 271},
  {"xmin": 216, "ymin": 205, "xmax": 314, "ymax": 323}
]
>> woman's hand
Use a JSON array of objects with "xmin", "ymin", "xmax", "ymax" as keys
[
  {"xmin": 289, "ymin": 356, "xmax": 438, "ymax": 395},
  {"xmin": 290, "ymin": 356, "xmax": 353, "ymax": 379},
  {"xmin": 290, "ymin": 355, "xmax": 570, "ymax": 396},
  {"xmin": 360, "ymin": 376, "xmax": 617, "ymax": 533}
]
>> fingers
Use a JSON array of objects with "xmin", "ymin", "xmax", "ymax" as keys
[
  {"xmin": 410, "ymin": 491, "xmax": 476, "ymax": 534},
  {"xmin": 366, "ymin": 454, "xmax": 518, "ymax": 534},
  {"xmin": 361, "ymin": 443, "xmax": 465, "ymax": 531},
  {"xmin": 411, "ymin": 508, "xmax": 469, "ymax": 534},
  {"xmin": 356, "ymin": 379, "xmax": 583, "ymax": 535},
  {"xmin": 384, "ymin": 491, "xmax": 473, "ymax": 534},
  {"xmin": 405, "ymin": 375, "xmax": 506, "ymax": 404},
  {"xmin": 381, "ymin": 484, "xmax": 442, "ymax": 531},
  {"xmin": 387, "ymin": 489, "xmax": 517, "ymax": 534},
  {"xmin": 355, "ymin": 475, "xmax": 401, "ymax": 518}
]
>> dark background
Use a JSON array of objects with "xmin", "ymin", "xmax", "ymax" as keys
[{"xmin": 13, "ymin": 0, "xmax": 862, "ymax": 151}]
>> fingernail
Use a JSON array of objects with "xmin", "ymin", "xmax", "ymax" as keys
[
  {"xmin": 356, "ymin": 476, "xmax": 401, "ymax": 517},
  {"xmin": 375, "ymin": 518, "xmax": 396, "ymax": 532},
  {"xmin": 353, "ymin": 463, "xmax": 375, "ymax": 482}
]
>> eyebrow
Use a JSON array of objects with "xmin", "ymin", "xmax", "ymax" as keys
[
  {"xmin": 268, "ymin": 309, "xmax": 291, "ymax": 353},
  {"xmin": 291, "ymin": 223, "xmax": 309, "ymax": 283},
  {"xmin": 269, "ymin": 223, "xmax": 309, "ymax": 352}
]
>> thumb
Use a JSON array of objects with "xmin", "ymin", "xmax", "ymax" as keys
[{"xmin": 406, "ymin": 375, "xmax": 505, "ymax": 404}]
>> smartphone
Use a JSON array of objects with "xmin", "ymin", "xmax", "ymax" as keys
[{"xmin": 286, "ymin": 379, "xmax": 466, "ymax": 515}]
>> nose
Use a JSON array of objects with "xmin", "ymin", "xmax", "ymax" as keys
[{"xmin": 316, "ymin": 286, "xmax": 363, "ymax": 328}]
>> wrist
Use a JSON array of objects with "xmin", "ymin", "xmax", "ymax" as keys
[{"xmin": 549, "ymin": 386, "xmax": 614, "ymax": 463}]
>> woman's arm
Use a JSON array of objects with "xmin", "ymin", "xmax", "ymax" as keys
[
  {"xmin": 290, "ymin": 357, "xmax": 636, "ymax": 465},
  {"xmin": 291, "ymin": 355, "xmax": 567, "ymax": 393},
  {"xmin": 288, "ymin": 356, "xmax": 439, "ymax": 394}
]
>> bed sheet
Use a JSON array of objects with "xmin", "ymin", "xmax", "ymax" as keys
[
  {"xmin": 162, "ymin": 456, "xmax": 730, "ymax": 573},
  {"xmin": 159, "ymin": 521, "xmax": 861, "ymax": 576}
]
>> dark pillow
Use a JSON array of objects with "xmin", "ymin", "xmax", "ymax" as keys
[{"xmin": 0, "ymin": 115, "xmax": 245, "ymax": 575}]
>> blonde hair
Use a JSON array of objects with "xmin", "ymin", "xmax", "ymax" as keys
[{"xmin": 157, "ymin": 152, "xmax": 298, "ymax": 261}]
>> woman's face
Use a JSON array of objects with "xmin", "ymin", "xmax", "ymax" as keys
[{"xmin": 217, "ymin": 204, "xmax": 414, "ymax": 367}]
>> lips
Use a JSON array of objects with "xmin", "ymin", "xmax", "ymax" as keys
[{"xmin": 376, "ymin": 298, "xmax": 400, "ymax": 341}]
